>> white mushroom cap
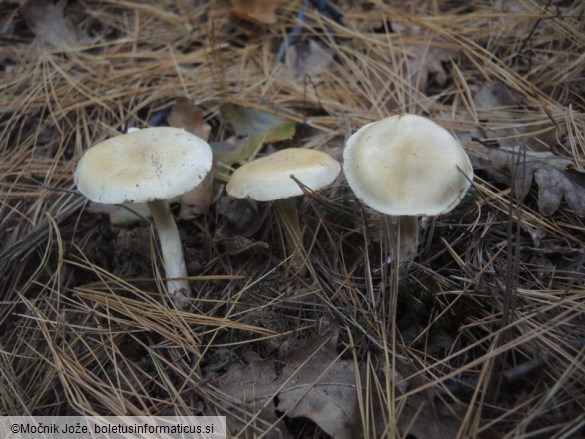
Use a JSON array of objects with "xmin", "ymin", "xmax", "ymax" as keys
[
  {"xmin": 226, "ymin": 148, "xmax": 341, "ymax": 201},
  {"xmin": 343, "ymin": 114, "xmax": 473, "ymax": 216},
  {"xmin": 75, "ymin": 127, "xmax": 213, "ymax": 204}
]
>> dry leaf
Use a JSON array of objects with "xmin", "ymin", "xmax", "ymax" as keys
[
  {"xmin": 486, "ymin": 146, "xmax": 585, "ymax": 217},
  {"xmin": 218, "ymin": 325, "xmax": 360, "ymax": 438},
  {"xmin": 285, "ymin": 39, "xmax": 334, "ymax": 83},
  {"xmin": 220, "ymin": 103, "xmax": 296, "ymax": 140},
  {"xmin": 219, "ymin": 103, "xmax": 296, "ymax": 165},
  {"xmin": 473, "ymin": 82, "xmax": 516, "ymax": 110},
  {"xmin": 214, "ymin": 235, "xmax": 269, "ymax": 255},
  {"xmin": 168, "ymin": 97, "xmax": 211, "ymax": 141},
  {"xmin": 219, "ymin": 356, "xmax": 290, "ymax": 438},
  {"xmin": 216, "ymin": 197, "xmax": 264, "ymax": 238},
  {"xmin": 470, "ymin": 83, "xmax": 578, "ymax": 216},
  {"xmin": 534, "ymin": 165, "xmax": 585, "ymax": 217},
  {"xmin": 275, "ymin": 327, "xmax": 359, "ymax": 439},
  {"xmin": 21, "ymin": 0, "xmax": 79, "ymax": 49},
  {"xmin": 392, "ymin": 24, "xmax": 457, "ymax": 93},
  {"xmin": 168, "ymin": 98, "xmax": 215, "ymax": 216},
  {"xmin": 230, "ymin": 0, "xmax": 278, "ymax": 27},
  {"xmin": 177, "ymin": 163, "xmax": 217, "ymax": 218},
  {"xmin": 473, "ymin": 83, "xmax": 555, "ymax": 151},
  {"xmin": 214, "ymin": 198, "xmax": 269, "ymax": 254},
  {"xmin": 405, "ymin": 42, "xmax": 455, "ymax": 91}
]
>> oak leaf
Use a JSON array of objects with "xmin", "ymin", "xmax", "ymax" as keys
[
  {"xmin": 218, "ymin": 325, "xmax": 360, "ymax": 438},
  {"xmin": 487, "ymin": 146, "xmax": 585, "ymax": 217}
]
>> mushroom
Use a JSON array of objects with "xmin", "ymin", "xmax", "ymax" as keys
[
  {"xmin": 226, "ymin": 148, "xmax": 341, "ymax": 273},
  {"xmin": 343, "ymin": 114, "xmax": 473, "ymax": 265},
  {"xmin": 74, "ymin": 127, "xmax": 213, "ymax": 308}
]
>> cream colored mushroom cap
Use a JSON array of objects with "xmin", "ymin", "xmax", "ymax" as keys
[
  {"xmin": 343, "ymin": 114, "xmax": 473, "ymax": 216},
  {"xmin": 226, "ymin": 148, "xmax": 341, "ymax": 201},
  {"xmin": 75, "ymin": 127, "xmax": 212, "ymax": 204}
]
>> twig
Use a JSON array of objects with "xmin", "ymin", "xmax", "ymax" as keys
[{"xmin": 503, "ymin": 338, "xmax": 585, "ymax": 382}]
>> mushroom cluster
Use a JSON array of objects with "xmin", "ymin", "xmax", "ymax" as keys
[
  {"xmin": 75, "ymin": 113, "xmax": 472, "ymax": 310},
  {"xmin": 222, "ymin": 114, "xmax": 472, "ymax": 274},
  {"xmin": 75, "ymin": 127, "xmax": 212, "ymax": 309}
]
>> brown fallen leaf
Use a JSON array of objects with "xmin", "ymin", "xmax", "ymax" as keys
[
  {"xmin": 392, "ymin": 23, "xmax": 457, "ymax": 93},
  {"xmin": 473, "ymin": 83, "xmax": 555, "ymax": 152},
  {"xmin": 274, "ymin": 326, "xmax": 359, "ymax": 439},
  {"xmin": 534, "ymin": 162, "xmax": 585, "ymax": 217},
  {"xmin": 285, "ymin": 39, "xmax": 334, "ymax": 83},
  {"xmin": 485, "ymin": 146, "xmax": 585, "ymax": 217},
  {"xmin": 473, "ymin": 82, "xmax": 517, "ymax": 110},
  {"xmin": 214, "ymin": 198, "xmax": 269, "ymax": 254},
  {"xmin": 468, "ymin": 82, "xmax": 581, "ymax": 216},
  {"xmin": 218, "ymin": 324, "xmax": 361, "ymax": 438},
  {"xmin": 214, "ymin": 235, "xmax": 269, "ymax": 255},
  {"xmin": 21, "ymin": 0, "xmax": 79, "ymax": 49},
  {"xmin": 405, "ymin": 42, "xmax": 455, "ymax": 91},
  {"xmin": 168, "ymin": 98, "xmax": 215, "ymax": 216},
  {"xmin": 218, "ymin": 354, "xmax": 290, "ymax": 438},
  {"xmin": 219, "ymin": 324, "xmax": 497, "ymax": 439},
  {"xmin": 177, "ymin": 162, "xmax": 217, "ymax": 218},
  {"xmin": 230, "ymin": 0, "xmax": 278, "ymax": 27},
  {"xmin": 168, "ymin": 97, "xmax": 211, "ymax": 141},
  {"xmin": 216, "ymin": 197, "xmax": 265, "ymax": 238}
]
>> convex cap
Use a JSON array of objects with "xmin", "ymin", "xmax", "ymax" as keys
[
  {"xmin": 226, "ymin": 148, "xmax": 341, "ymax": 201},
  {"xmin": 75, "ymin": 127, "xmax": 213, "ymax": 204},
  {"xmin": 343, "ymin": 114, "xmax": 473, "ymax": 216}
]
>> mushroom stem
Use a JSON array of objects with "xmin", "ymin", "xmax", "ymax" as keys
[
  {"xmin": 147, "ymin": 199, "xmax": 190, "ymax": 308},
  {"xmin": 384, "ymin": 215, "xmax": 419, "ymax": 268},
  {"xmin": 275, "ymin": 197, "xmax": 306, "ymax": 275}
]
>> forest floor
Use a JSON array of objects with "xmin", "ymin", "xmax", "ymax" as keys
[{"xmin": 1, "ymin": 1, "xmax": 584, "ymax": 438}]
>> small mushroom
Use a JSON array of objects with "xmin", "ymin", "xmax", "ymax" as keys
[
  {"xmin": 226, "ymin": 148, "xmax": 341, "ymax": 273},
  {"xmin": 343, "ymin": 114, "xmax": 473, "ymax": 264},
  {"xmin": 74, "ymin": 127, "xmax": 213, "ymax": 308}
]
